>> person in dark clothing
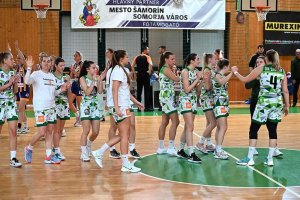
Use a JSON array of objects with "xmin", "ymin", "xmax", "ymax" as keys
[
  {"xmin": 291, "ymin": 49, "xmax": 300, "ymax": 107},
  {"xmin": 131, "ymin": 46, "xmax": 153, "ymax": 111},
  {"xmin": 286, "ymin": 72, "xmax": 293, "ymax": 107},
  {"xmin": 249, "ymin": 45, "xmax": 265, "ymax": 71}
]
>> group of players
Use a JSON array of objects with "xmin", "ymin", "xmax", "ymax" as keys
[{"xmin": 0, "ymin": 42, "xmax": 288, "ymax": 173}]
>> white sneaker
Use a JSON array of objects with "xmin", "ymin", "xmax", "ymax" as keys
[
  {"xmin": 92, "ymin": 150, "xmax": 103, "ymax": 168},
  {"xmin": 167, "ymin": 147, "xmax": 178, "ymax": 157},
  {"xmin": 80, "ymin": 152, "xmax": 90, "ymax": 162},
  {"xmin": 273, "ymin": 148, "xmax": 283, "ymax": 157},
  {"xmin": 236, "ymin": 157, "xmax": 255, "ymax": 166},
  {"xmin": 86, "ymin": 145, "xmax": 92, "ymax": 157},
  {"xmin": 195, "ymin": 143, "xmax": 208, "ymax": 154},
  {"xmin": 10, "ymin": 158, "xmax": 22, "ymax": 168},
  {"xmin": 61, "ymin": 129, "xmax": 67, "ymax": 137},
  {"xmin": 156, "ymin": 148, "xmax": 167, "ymax": 154},
  {"xmin": 17, "ymin": 128, "xmax": 22, "ymax": 134},
  {"xmin": 121, "ymin": 162, "xmax": 141, "ymax": 173},
  {"xmin": 264, "ymin": 157, "xmax": 274, "ymax": 166},
  {"xmin": 214, "ymin": 150, "xmax": 229, "ymax": 160}
]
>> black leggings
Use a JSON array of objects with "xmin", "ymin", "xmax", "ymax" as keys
[{"xmin": 249, "ymin": 121, "xmax": 278, "ymax": 139}]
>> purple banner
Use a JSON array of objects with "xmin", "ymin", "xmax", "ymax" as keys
[{"xmin": 122, "ymin": 20, "xmax": 200, "ymax": 28}]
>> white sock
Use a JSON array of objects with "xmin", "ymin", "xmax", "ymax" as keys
[
  {"xmin": 129, "ymin": 143, "xmax": 135, "ymax": 151},
  {"xmin": 179, "ymin": 142, "xmax": 185, "ymax": 150},
  {"xmin": 110, "ymin": 146, "xmax": 116, "ymax": 151},
  {"xmin": 206, "ymin": 138, "xmax": 212, "ymax": 145},
  {"xmin": 188, "ymin": 146, "xmax": 194, "ymax": 156},
  {"xmin": 81, "ymin": 146, "xmax": 87, "ymax": 154},
  {"xmin": 216, "ymin": 145, "xmax": 222, "ymax": 152},
  {"xmin": 248, "ymin": 147, "xmax": 256, "ymax": 159},
  {"xmin": 10, "ymin": 151, "xmax": 16, "ymax": 160},
  {"xmin": 121, "ymin": 154, "xmax": 130, "ymax": 166},
  {"xmin": 28, "ymin": 144, "xmax": 34, "ymax": 150},
  {"xmin": 55, "ymin": 147, "xmax": 61, "ymax": 154},
  {"xmin": 268, "ymin": 147, "xmax": 276, "ymax": 159},
  {"xmin": 24, "ymin": 122, "xmax": 28, "ymax": 128},
  {"xmin": 199, "ymin": 136, "xmax": 206, "ymax": 144},
  {"xmin": 46, "ymin": 149, "xmax": 52, "ymax": 157},
  {"xmin": 168, "ymin": 140, "xmax": 175, "ymax": 148},
  {"xmin": 87, "ymin": 139, "xmax": 92, "ymax": 147},
  {"xmin": 159, "ymin": 140, "xmax": 164, "ymax": 149},
  {"xmin": 75, "ymin": 111, "xmax": 80, "ymax": 118},
  {"xmin": 98, "ymin": 143, "xmax": 110, "ymax": 155}
]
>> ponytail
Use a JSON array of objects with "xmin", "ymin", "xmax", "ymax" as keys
[
  {"xmin": 159, "ymin": 51, "xmax": 174, "ymax": 70},
  {"xmin": 266, "ymin": 49, "xmax": 281, "ymax": 71},
  {"xmin": 110, "ymin": 50, "xmax": 131, "ymax": 85},
  {"xmin": 183, "ymin": 53, "xmax": 197, "ymax": 68}
]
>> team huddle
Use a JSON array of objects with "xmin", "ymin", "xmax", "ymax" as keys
[{"xmin": 0, "ymin": 43, "xmax": 289, "ymax": 173}]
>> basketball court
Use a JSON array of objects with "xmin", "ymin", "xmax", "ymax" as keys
[{"xmin": 1, "ymin": 0, "xmax": 300, "ymax": 199}]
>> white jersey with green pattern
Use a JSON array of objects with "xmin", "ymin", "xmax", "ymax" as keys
[
  {"xmin": 200, "ymin": 66, "xmax": 214, "ymax": 99},
  {"xmin": 54, "ymin": 73, "xmax": 69, "ymax": 105},
  {"xmin": 179, "ymin": 67, "xmax": 198, "ymax": 100},
  {"xmin": 159, "ymin": 66, "xmax": 175, "ymax": 102},
  {"xmin": 0, "ymin": 69, "xmax": 15, "ymax": 99},
  {"xmin": 212, "ymin": 72, "xmax": 229, "ymax": 106},
  {"xmin": 258, "ymin": 64, "xmax": 284, "ymax": 99},
  {"xmin": 81, "ymin": 75, "xmax": 98, "ymax": 101}
]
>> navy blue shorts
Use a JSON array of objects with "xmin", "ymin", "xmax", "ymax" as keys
[
  {"xmin": 16, "ymin": 86, "xmax": 30, "ymax": 102},
  {"xmin": 71, "ymin": 81, "xmax": 82, "ymax": 96}
]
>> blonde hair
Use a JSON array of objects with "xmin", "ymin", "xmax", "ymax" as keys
[{"xmin": 266, "ymin": 49, "xmax": 281, "ymax": 71}]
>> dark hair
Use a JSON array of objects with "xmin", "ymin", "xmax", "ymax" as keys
[
  {"xmin": 255, "ymin": 56, "xmax": 266, "ymax": 68},
  {"xmin": 53, "ymin": 57, "xmax": 65, "ymax": 72},
  {"xmin": 257, "ymin": 44, "xmax": 264, "ymax": 49},
  {"xmin": 79, "ymin": 60, "xmax": 95, "ymax": 82},
  {"xmin": 159, "ymin": 46, "xmax": 166, "ymax": 50},
  {"xmin": 159, "ymin": 51, "xmax": 174, "ymax": 69},
  {"xmin": 217, "ymin": 59, "xmax": 230, "ymax": 70},
  {"xmin": 266, "ymin": 49, "xmax": 280, "ymax": 71},
  {"xmin": 215, "ymin": 49, "xmax": 221, "ymax": 54},
  {"xmin": 141, "ymin": 46, "xmax": 148, "ymax": 53},
  {"xmin": 184, "ymin": 53, "xmax": 197, "ymax": 67},
  {"xmin": 39, "ymin": 52, "xmax": 48, "ymax": 63},
  {"xmin": 110, "ymin": 50, "xmax": 131, "ymax": 85},
  {"xmin": 0, "ymin": 51, "xmax": 12, "ymax": 64},
  {"xmin": 107, "ymin": 48, "xmax": 114, "ymax": 53},
  {"xmin": 203, "ymin": 53, "xmax": 214, "ymax": 66}
]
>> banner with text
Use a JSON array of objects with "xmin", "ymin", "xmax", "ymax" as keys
[
  {"xmin": 71, "ymin": 0, "xmax": 225, "ymax": 30},
  {"xmin": 264, "ymin": 12, "xmax": 300, "ymax": 56}
]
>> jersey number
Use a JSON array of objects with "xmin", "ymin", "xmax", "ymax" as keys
[{"xmin": 270, "ymin": 75, "xmax": 282, "ymax": 89}]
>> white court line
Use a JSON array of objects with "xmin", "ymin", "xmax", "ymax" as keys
[{"xmin": 178, "ymin": 124, "xmax": 300, "ymax": 198}]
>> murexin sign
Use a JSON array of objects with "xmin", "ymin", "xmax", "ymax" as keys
[{"xmin": 71, "ymin": 0, "xmax": 225, "ymax": 30}]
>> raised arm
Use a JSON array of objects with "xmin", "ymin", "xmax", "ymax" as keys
[
  {"xmin": 215, "ymin": 71, "xmax": 233, "ymax": 85},
  {"xmin": 24, "ymin": 56, "xmax": 35, "ymax": 85},
  {"xmin": 232, "ymin": 65, "xmax": 263, "ymax": 83}
]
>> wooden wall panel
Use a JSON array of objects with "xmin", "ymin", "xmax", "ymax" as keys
[{"xmin": 0, "ymin": 0, "xmax": 299, "ymax": 101}]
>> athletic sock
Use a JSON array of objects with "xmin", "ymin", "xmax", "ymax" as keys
[
  {"xmin": 268, "ymin": 147, "xmax": 276, "ymax": 159},
  {"xmin": 46, "ymin": 149, "xmax": 52, "ymax": 157},
  {"xmin": 168, "ymin": 140, "xmax": 175, "ymax": 148},
  {"xmin": 121, "ymin": 154, "xmax": 130, "ymax": 167},
  {"xmin": 23, "ymin": 122, "xmax": 28, "ymax": 128},
  {"xmin": 206, "ymin": 137, "xmax": 212, "ymax": 145},
  {"xmin": 81, "ymin": 146, "xmax": 87, "ymax": 154},
  {"xmin": 248, "ymin": 147, "xmax": 256, "ymax": 159},
  {"xmin": 98, "ymin": 143, "xmax": 110, "ymax": 155},
  {"xmin": 10, "ymin": 151, "xmax": 16, "ymax": 160},
  {"xmin": 87, "ymin": 139, "xmax": 92, "ymax": 147},
  {"xmin": 179, "ymin": 142, "xmax": 186, "ymax": 150},
  {"xmin": 188, "ymin": 146, "xmax": 194, "ymax": 156},
  {"xmin": 159, "ymin": 140, "xmax": 164, "ymax": 149},
  {"xmin": 216, "ymin": 145, "xmax": 222, "ymax": 153},
  {"xmin": 198, "ymin": 136, "xmax": 206, "ymax": 144},
  {"xmin": 55, "ymin": 147, "xmax": 61, "ymax": 154},
  {"xmin": 129, "ymin": 143, "xmax": 135, "ymax": 151}
]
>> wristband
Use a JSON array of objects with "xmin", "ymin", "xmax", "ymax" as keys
[{"xmin": 234, "ymin": 71, "xmax": 238, "ymax": 75}]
